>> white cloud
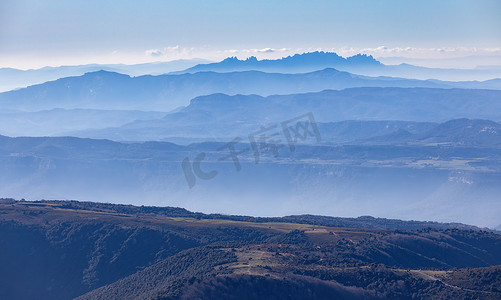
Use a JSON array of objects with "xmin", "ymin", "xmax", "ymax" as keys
[
  {"xmin": 255, "ymin": 48, "xmax": 275, "ymax": 53},
  {"xmin": 145, "ymin": 49, "xmax": 164, "ymax": 57},
  {"xmin": 145, "ymin": 46, "xmax": 195, "ymax": 58}
]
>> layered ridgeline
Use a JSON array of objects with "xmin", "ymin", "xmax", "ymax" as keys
[
  {"xmin": 174, "ymin": 52, "xmax": 501, "ymax": 81},
  {"xmin": 0, "ymin": 200, "xmax": 500, "ymax": 300},
  {"xmin": 0, "ymin": 58, "xmax": 211, "ymax": 92},
  {"xmin": 0, "ymin": 54, "xmax": 500, "ymax": 231},
  {"xmin": 0, "ymin": 69, "xmax": 500, "ymax": 113},
  {"xmin": 1, "ymin": 85, "xmax": 501, "ymax": 138},
  {"xmin": 0, "ymin": 73, "xmax": 500, "ymax": 227},
  {"xmin": 1, "ymin": 120, "xmax": 500, "ymax": 227},
  {"xmin": 69, "ymin": 89, "xmax": 501, "ymax": 142},
  {"xmin": 2, "ymin": 52, "xmax": 500, "ymax": 93}
]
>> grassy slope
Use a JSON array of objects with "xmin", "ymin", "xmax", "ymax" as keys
[{"xmin": 0, "ymin": 200, "xmax": 500, "ymax": 299}]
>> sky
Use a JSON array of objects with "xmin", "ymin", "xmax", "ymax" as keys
[{"xmin": 1, "ymin": 0, "xmax": 500, "ymax": 69}]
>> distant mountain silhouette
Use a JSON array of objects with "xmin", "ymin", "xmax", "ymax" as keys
[
  {"xmin": 1, "ymin": 69, "xmax": 500, "ymax": 112},
  {"xmin": 174, "ymin": 51, "xmax": 382, "ymax": 74},
  {"xmin": 0, "ymin": 59, "xmax": 210, "ymax": 92},
  {"xmin": 2, "ymin": 53, "xmax": 500, "ymax": 94},
  {"xmin": 173, "ymin": 52, "xmax": 501, "ymax": 81},
  {"xmin": 68, "ymin": 88, "xmax": 501, "ymax": 142}
]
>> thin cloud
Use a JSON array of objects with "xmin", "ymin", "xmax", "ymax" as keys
[
  {"xmin": 145, "ymin": 46, "xmax": 195, "ymax": 58},
  {"xmin": 145, "ymin": 49, "xmax": 164, "ymax": 57},
  {"xmin": 223, "ymin": 48, "xmax": 290, "ymax": 55},
  {"xmin": 335, "ymin": 46, "xmax": 501, "ymax": 58}
]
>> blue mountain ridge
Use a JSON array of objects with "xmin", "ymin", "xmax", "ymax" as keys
[
  {"xmin": 1, "ymin": 68, "xmax": 500, "ymax": 112},
  {"xmin": 174, "ymin": 52, "xmax": 382, "ymax": 74}
]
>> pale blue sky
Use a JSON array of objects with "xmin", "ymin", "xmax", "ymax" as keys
[{"xmin": 1, "ymin": 0, "xmax": 500, "ymax": 68}]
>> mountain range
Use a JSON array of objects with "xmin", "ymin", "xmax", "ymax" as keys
[
  {"xmin": 173, "ymin": 52, "xmax": 382, "ymax": 74},
  {"xmin": 1, "ymin": 69, "xmax": 500, "ymax": 113},
  {"xmin": 0, "ymin": 59, "xmax": 210, "ymax": 92},
  {"xmin": 67, "ymin": 88, "xmax": 501, "ymax": 142},
  {"xmin": 1, "ymin": 52, "xmax": 500, "ymax": 239},
  {"xmin": 176, "ymin": 52, "xmax": 501, "ymax": 81},
  {"xmin": 1, "ymin": 122, "xmax": 500, "ymax": 228},
  {"xmin": 4, "ymin": 52, "xmax": 501, "ymax": 94}
]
